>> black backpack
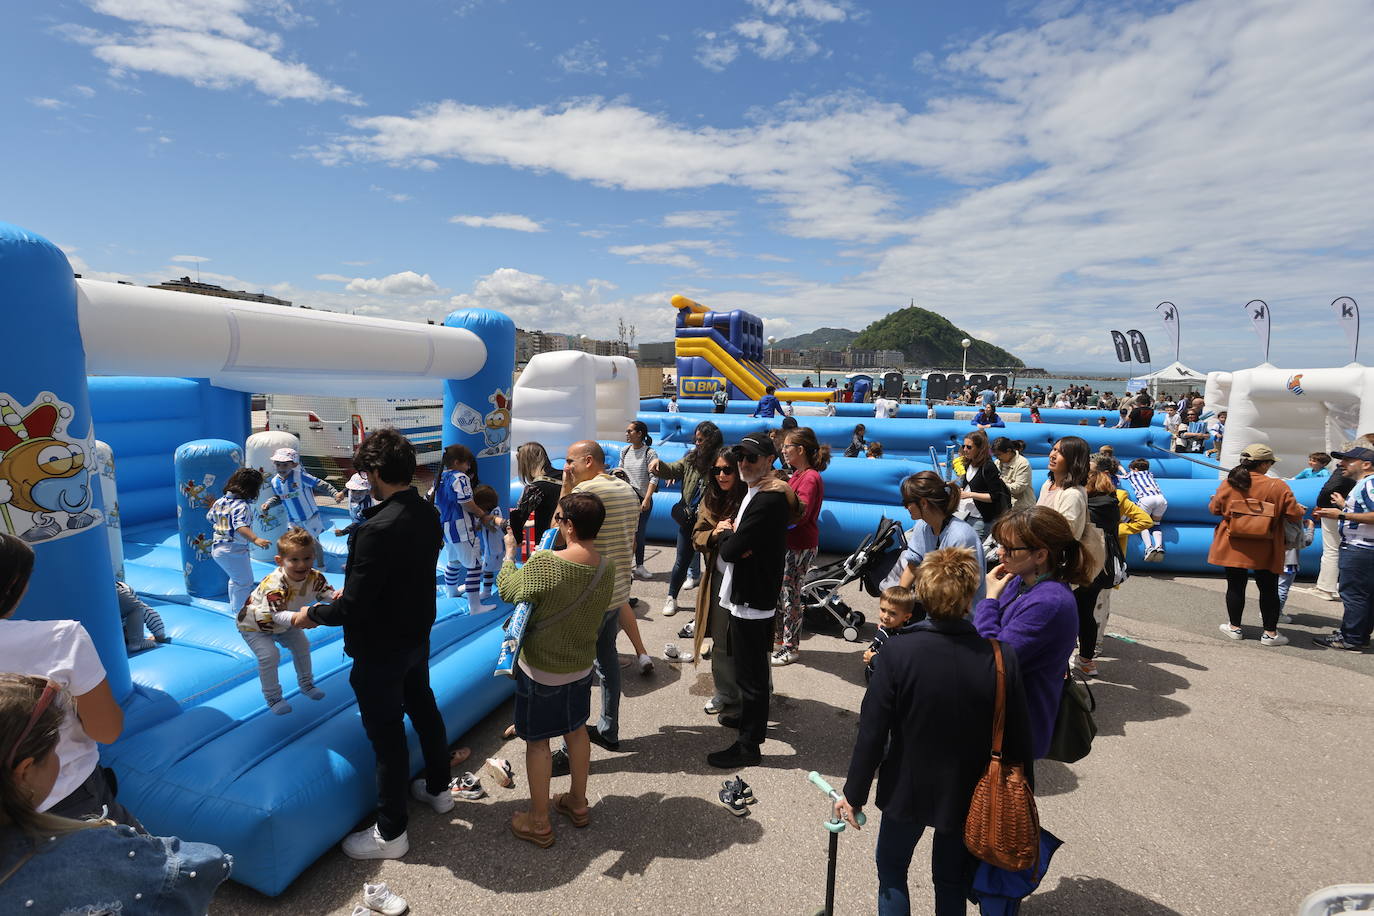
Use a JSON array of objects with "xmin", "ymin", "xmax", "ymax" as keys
[{"xmin": 1087, "ymin": 493, "xmax": 1127, "ymax": 589}]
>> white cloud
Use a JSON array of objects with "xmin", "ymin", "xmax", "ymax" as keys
[
  {"xmin": 65, "ymin": 0, "xmax": 360, "ymax": 104},
  {"xmin": 369, "ymin": 184, "xmax": 411, "ymax": 202},
  {"xmin": 345, "ymin": 271, "xmax": 441, "ymax": 295},
  {"xmin": 448, "ymin": 213, "xmax": 546, "ymax": 233},
  {"xmin": 733, "ymin": 19, "xmax": 819, "ymax": 60},
  {"xmin": 696, "ymin": 34, "xmax": 739, "ymax": 71},
  {"xmin": 663, "ymin": 210, "xmax": 736, "ymax": 230},
  {"xmin": 28, "ymin": 97, "xmax": 67, "ymax": 109},
  {"xmin": 71, "ymin": 84, "xmax": 97, "ymax": 98},
  {"xmin": 579, "ymin": 229, "xmax": 610, "ymax": 238},
  {"xmin": 746, "ymin": 0, "xmax": 853, "ymax": 22},
  {"xmin": 608, "ymin": 239, "xmax": 734, "ymax": 269},
  {"xmin": 171, "ymin": 254, "xmax": 209, "ymax": 263},
  {"xmin": 555, "ymin": 40, "xmax": 607, "ymax": 76},
  {"xmin": 449, "ymin": 267, "xmax": 665, "ymax": 338},
  {"xmin": 315, "ymin": 273, "xmax": 353, "ymax": 283}
]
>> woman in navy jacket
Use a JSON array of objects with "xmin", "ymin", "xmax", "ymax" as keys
[{"xmin": 838, "ymin": 548, "xmax": 1032, "ymax": 916}]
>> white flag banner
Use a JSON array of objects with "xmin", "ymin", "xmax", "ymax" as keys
[
  {"xmin": 1155, "ymin": 301, "xmax": 1180, "ymax": 362},
  {"xmin": 1332, "ymin": 296, "xmax": 1359, "ymax": 364},
  {"xmin": 1244, "ymin": 299, "xmax": 1271, "ymax": 363}
]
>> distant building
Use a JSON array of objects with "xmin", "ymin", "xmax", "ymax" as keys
[
  {"xmin": 150, "ymin": 276, "xmax": 292, "ymax": 307},
  {"xmin": 637, "ymin": 341, "xmax": 675, "ymax": 366},
  {"xmin": 516, "ymin": 328, "xmax": 569, "ymax": 364}
]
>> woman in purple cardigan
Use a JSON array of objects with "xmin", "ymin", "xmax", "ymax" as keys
[{"xmin": 974, "ymin": 506, "xmax": 1085, "ymax": 759}]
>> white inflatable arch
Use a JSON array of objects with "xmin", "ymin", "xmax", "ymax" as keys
[
  {"xmin": 1206, "ymin": 364, "xmax": 1374, "ymax": 467},
  {"xmin": 511, "ymin": 351, "xmax": 639, "ymax": 458}
]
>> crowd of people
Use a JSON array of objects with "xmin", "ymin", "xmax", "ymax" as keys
[{"xmin": 4, "ymin": 399, "xmax": 1372, "ymax": 913}]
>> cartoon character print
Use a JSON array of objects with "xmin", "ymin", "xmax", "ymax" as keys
[
  {"xmin": 181, "ymin": 474, "xmax": 216, "ymax": 509},
  {"xmin": 450, "ymin": 388, "xmax": 512, "ymax": 458},
  {"xmin": 0, "ymin": 392, "xmax": 102, "ymax": 544},
  {"xmin": 188, "ymin": 531, "xmax": 213, "ymax": 561}
]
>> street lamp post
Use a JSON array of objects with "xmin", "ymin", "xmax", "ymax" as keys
[
  {"xmin": 960, "ymin": 338, "xmax": 971, "ymax": 376},
  {"xmin": 767, "ymin": 335, "xmax": 776, "ymax": 369}
]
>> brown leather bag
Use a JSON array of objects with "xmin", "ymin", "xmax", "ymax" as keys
[
  {"xmin": 1228, "ymin": 496, "xmax": 1277, "ymax": 539},
  {"xmin": 964, "ymin": 639, "xmax": 1041, "ymax": 872}
]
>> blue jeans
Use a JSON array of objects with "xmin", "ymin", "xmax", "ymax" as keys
[
  {"xmin": 592, "ymin": 607, "xmax": 622, "ymax": 742},
  {"xmin": 875, "ymin": 816, "xmax": 975, "ymax": 916},
  {"xmin": 1337, "ymin": 546, "xmax": 1374, "ymax": 646},
  {"xmin": 667, "ymin": 528, "xmax": 701, "ymax": 599},
  {"xmin": 1277, "ymin": 565, "xmax": 1297, "ymax": 609}
]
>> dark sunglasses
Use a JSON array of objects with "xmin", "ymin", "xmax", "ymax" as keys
[
  {"xmin": 711, "ymin": 466, "xmax": 735, "ymax": 475},
  {"xmin": 738, "ymin": 452, "xmax": 765, "ymax": 463}
]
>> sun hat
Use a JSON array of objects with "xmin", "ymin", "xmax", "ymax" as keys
[
  {"xmin": 1239, "ymin": 444, "xmax": 1278, "ymax": 463},
  {"xmin": 270, "ymin": 447, "xmax": 300, "ymax": 464}
]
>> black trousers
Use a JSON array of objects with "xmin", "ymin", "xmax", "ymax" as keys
[
  {"xmin": 729, "ymin": 614, "xmax": 774, "ymax": 749},
  {"xmin": 349, "ymin": 643, "xmax": 450, "ymax": 840},
  {"xmin": 1074, "ymin": 584, "xmax": 1104, "ymax": 660},
  {"xmin": 48, "ymin": 764, "xmax": 144, "ymax": 833},
  {"xmin": 1224, "ymin": 567, "xmax": 1280, "ymax": 631}
]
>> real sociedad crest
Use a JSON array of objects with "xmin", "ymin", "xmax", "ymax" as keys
[{"xmin": 1286, "ymin": 374, "xmax": 1304, "ymax": 396}]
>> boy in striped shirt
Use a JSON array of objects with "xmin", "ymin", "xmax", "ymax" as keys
[
  {"xmin": 260, "ymin": 447, "xmax": 343, "ymax": 565},
  {"xmin": 1123, "ymin": 458, "xmax": 1168, "ymax": 561}
]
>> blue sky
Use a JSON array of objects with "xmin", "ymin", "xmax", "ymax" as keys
[{"xmin": 5, "ymin": 0, "xmax": 1371, "ymax": 372}]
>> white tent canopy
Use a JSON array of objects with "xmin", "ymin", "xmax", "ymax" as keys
[{"xmin": 1130, "ymin": 360, "xmax": 1207, "ymax": 398}]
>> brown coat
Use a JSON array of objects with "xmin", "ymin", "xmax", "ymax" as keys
[{"xmin": 1207, "ymin": 472, "xmax": 1301, "ymax": 573}]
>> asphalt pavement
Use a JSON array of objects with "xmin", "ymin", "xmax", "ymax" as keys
[{"xmin": 209, "ymin": 546, "xmax": 1374, "ymax": 916}]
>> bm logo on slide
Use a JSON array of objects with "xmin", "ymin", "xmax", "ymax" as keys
[{"xmin": 680, "ymin": 377, "xmax": 724, "ymax": 395}]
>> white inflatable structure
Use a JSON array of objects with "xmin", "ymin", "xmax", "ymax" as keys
[
  {"xmin": 511, "ymin": 350, "xmax": 639, "ymax": 457},
  {"xmin": 1206, "ymin": 364, "xmax": 1374, "ymax": 467}
]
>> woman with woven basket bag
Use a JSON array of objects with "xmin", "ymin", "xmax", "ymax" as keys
[
  {"xmin": 1208, "ymin": 444, "xmax": 1302, "ymax": 646},
  {"xmin": 836, "ymin": 548, "xmax": 1032, "ymax": 915}
]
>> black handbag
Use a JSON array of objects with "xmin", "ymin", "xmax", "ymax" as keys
[
  {"xmin": 1046, "ymin": 670, "xmax": 1097, "ymax": 763},
  {"xmin": 671, "ymin": 479, "xmax": 704, "ymax": 534}
]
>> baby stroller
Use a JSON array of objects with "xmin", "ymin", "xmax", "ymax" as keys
[{"xmin": 801, "ymin": 516, "xmax": 904, "ymax": 642}]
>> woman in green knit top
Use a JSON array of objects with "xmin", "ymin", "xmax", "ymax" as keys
[{"xmin": 498, "ymin": 492, "xmax": 617, "ymax": 848}]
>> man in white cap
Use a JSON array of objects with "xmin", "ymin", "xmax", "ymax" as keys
[
  {"xmin": 1312, "ymin": 446, "xmax": 1374, "ymax": 652},
  {"xmin": 260, "ymin": 446, "xmax": 344, "ymax": 564}
]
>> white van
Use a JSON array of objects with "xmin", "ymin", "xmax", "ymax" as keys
[{"xmin": 264, "ymin": 394, "xmax": 444, "ymax": 477}]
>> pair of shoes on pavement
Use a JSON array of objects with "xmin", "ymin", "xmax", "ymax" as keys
[
  {"xmin": 707, "ymin": 741, "xmax": 761, "ymax": 769},
  {"xmin": 770, "ymin": 646, "xmax": 799, "ymax": 667},
  {"xmin": 663, "ymin": 643, "xmax": 694, "ymax": 662},
  {"xmin": 677, "ymin": 620, "xmax": 695, "ymax": 639},
  {"xmin": 352, "ymin": 882, "xmax": 407, "ymax": 915},
  {"xmin": 450, "ymin": 772, "xmax": 486, "ymax": 800},
  {"xmin": 631, "ymin": 564, "xmax": 652, "ymax": 580},
  {"xmin": 1313, "ymin": 632, "xmax": 1366, "ymax": 651},
  {"xmin": 718, "ymin": 775, "xmax": 757, "ymax": 816}
]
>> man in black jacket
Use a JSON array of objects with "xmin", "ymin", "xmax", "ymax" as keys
[
  {"xmin": 707, "ymin": 432, "xmax": 793, "ymax": 769},
  {"xmin": 297, "ymin": 428, "xmax": 451, "ymax": 860}
]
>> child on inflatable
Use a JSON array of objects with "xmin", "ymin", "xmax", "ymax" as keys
[
  {"xmin": 333, "ymin": 472, "xmax": 373, "ymax": 537},
  {"xmin": 116, "ymin": 579, "xmax": 168, "ymax": 653},
  {"xmin": 1123, "ymin": 458, "xmax": 1168, "ymax": 562},
  {"xmin": 208, "ymin": 467, "xmax": 273, "ymax": 614},
  {"xmin": 471, "ymin": 483, "xmax": 506, "ymax": 604},
  {"xmin": 237, "ymin": 528, "xmax": 331, "ymax": 715},
  {"xmin": 259, "ymin": 447, "xmax": 343, "ymax": 566},
  {"xmin": 435, "ymin": 444, "xmax": 493, "ymax": 613}
]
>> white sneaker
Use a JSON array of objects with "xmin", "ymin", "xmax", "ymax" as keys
[
  {"xmin": 632, "ymin": 564, "xmax": 651, "ymax": 580},
  {"xmin": 362, "ymin": 881, "xmax": 409, "ymax": 915},
  {"xmin": 683, "ymin": 575, "xmax": 700, "ymax": 591},
  {"xmin": 661, "ymin": 598, "xmax": 678, "ymax": 617},
  {"xmin": 1260, "ymin": 632, "xmax": 1290, "ymax": 647},
  {"xmin": 342, "ymin": 825, "xmax": 409, "ymax": 860},
  {"xmin": 411, "ymin": 778, "xmax": 455, "ymax": 814},
  {"xmin": 1218, "ymin": 624, "xmax": 1244, "ymax": 640}
]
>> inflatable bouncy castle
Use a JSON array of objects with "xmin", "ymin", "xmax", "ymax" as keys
[
  {"xmin": 0, "ymin": 222, "xmax": 551, "ymax": 894},
  {"xmin": 672, "ymin": 295, "xmax": 832, "ymax": 402}
]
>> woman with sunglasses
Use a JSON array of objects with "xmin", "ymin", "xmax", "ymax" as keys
[
  {"xmin": 773, "ymin": 428, "xmax": 831, "ymax": 666},
  {"xmin": 498, "ymin": 493, "xmax": 617, "ymax": 847},
  {"xmin": 974, "ymin": 507, "xmax": 1085, "ymax": 761},
  {"xmin": 0, "ymin": 534, "xmax": 136, "ymax": 828},
  {"xmin": 649, "ymin": 421, "xmax": 723, "ymax": 617},
  {"xmin": 895, "ymin": 472, "xmax": 987, "ymax": 610},
  {"xmin": 0, "ymin": 672, "xmax": 232, "ymax": 910},
  {"xmin": 689, "ymin": 448, "xmax": 748, "ymax": 718},
  {"xmin": 957, "ymin": 430, "xmax": 1011, "ymax": 540}
]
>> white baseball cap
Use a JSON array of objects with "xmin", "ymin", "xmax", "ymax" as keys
[
  {"xmin": 270, "ymin": 447, "xmax": 300, "ymax": 464},
  {"xmin": 345, "ymin": 472, "xmax": 370, "ymax": 491}
]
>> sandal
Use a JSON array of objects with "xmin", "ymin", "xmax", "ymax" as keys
[
  {"xmin": 502, "ymin": 724, "xmax": 517, "ymax": 740},
  {"xmin": 553, "ymin": 792, "xmax": 590, "ymax": 828},
  {"xmin": 510, "ymin": 811, "xmax": 554, "ymax": 848},
  {"xmin": 449, "ymin": 746, "xmax": 472, "ymax": 766}
]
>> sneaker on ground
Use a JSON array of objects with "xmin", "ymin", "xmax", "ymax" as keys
[
  {"xmin": 770, "ymin": 647, "xmax": 799, "ymax": 667},
  {"xmin": 1218, "ymin": 624, "xmax": 1244, "ymax": 640},
  {"xmin": 342, "ymin": 825, "xmax": 409, "ymax": 860},
  {"xmin": 1313, "ymin": 633, "xmax": 1365, "ymax": 651},
  {"xmin": 1259, "ymin": 632, "xmax": 1289, "ymax": 647},
  {"xmin": 661, "ymin": 598, "xmax": 678, "ymax": 617},
  {"xmin": 639, "ymin": 653, "xmax": 655, "ymax": 674},
  {"xmin": 1277, "ymin": 613, "xmax": 1294, "ymax": 624},
  {"xmin": 704, "ymin": 696, "xmax": 723, "ymax": 715},
  {"xmin": 663, "ymin": 643, "xmax": 681, "ymax": 660},
  {"xmin": 410, "ymin": 778, "xmax": 455, "ymax": 814},
  {"xmin": 683, "ymin": 575, "xmax": 700, "ymax": 591},
  {"xmin": 677, "ymin": 621, "xmax": 696, "ymax": 639},
  {"xmin": 362, "ymin": 881, "xmax": 409, "ymax": 916},
  {"xmin": 718, "ymin": 784, "xmax": 750, "ymax": 817},
  {"xmin": 484, "ymin": 757, "xmax": 516, "ymax": 788},
  {"xmin": 1077, "ymin": 657, "xmax": 1098, "ymax": 676},
  {"xmin": 450, "ymin": 772, "xmax": 486, "ymax": 800},
  {"xmin": 724, "ymin": 776, "xmax": 756, "ymax": 804},
  {"xmin": 550, "ymin": 747, "xmax": 570, "ymax": 778},
  {"xmin": 632, "ymin": 564, "xmax": 652, "ymax": 580}
]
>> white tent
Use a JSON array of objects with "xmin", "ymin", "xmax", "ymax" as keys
[{"xmin": 1129, "ymin": 361, "xmax": 1208, "ymax": 399}]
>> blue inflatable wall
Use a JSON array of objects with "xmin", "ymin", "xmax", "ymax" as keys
[
  {"xmin": 443, "ymin": 308, "xmax": 514, "ymax": 512},
  {"xmin": 173, "ymin": 439, "xmax": 243, "ymax": 598}
]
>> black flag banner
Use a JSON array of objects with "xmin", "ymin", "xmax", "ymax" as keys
[
  {"xmin": 1110, "ymin": 330, "xmax": 1131, "ymax": 363},
  {"xmin": 1127, "ymin": 330, "xmax": 1151, "ymax": 364}
]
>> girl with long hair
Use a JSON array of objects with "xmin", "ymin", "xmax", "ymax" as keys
[
  {"xmin": 510, "ymin": 442, "xmax": 563, "ymax": 547},
  {"xmin": 772, "ymin": 428, "xmax": 831, "ymax": 666},
  {"xmin": 895, "ymin": 471, "xmax": 987, "ymax": 610},
  {"xmin": 992, "ymin": 437, "xmax": 1035, "ymax": 510},
  {"xmin": 620, "ymin": 420, "xmax": 659, "ymax": 580},
  {"xmin": 691, "ymin": 448, "xmax": 749, "ymax": 717},
  {"xmin": 650, "ymin": 421, "xmax": 723, "ymax": 616},
  {"xmin": 958, "ymin": 430, "xmax": 1011, "ymax": 539}
]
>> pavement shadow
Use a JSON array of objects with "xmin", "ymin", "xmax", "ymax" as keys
[
  {"xmin": 790, "ymin": 641, "xmax": 871, "ymax": 690},
  {"xmin": 1034, "ymin": 759, "xmax": 1080, "ymax": 798},
  {"xmin": 1086, "ymin": 635, "xmax": 1198, "ymax": 739},
  {"xmin": 403, "ymin": 791, "xmax": 764, "ymax": 892},
  {"xmin": 1027, "ymin": 875, "xmax": 1183, "ymax": 914}
]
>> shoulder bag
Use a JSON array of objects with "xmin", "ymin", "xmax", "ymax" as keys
[
  {"xmin": 1227, "ymin": 496, "xmax": 1277, "ymax": 539},
  {"xmin": 670, "ymin": 477, "xmax": 705, "ymax": 535},
  {"xmin": 965, "ymin": 639, "xmax": 1041, "ymax": 872},
  {"xmin": 1047, "ymin": 669, "xmax": 1097, "ymax": 763}
]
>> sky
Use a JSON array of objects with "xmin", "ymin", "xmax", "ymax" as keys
[{"xmin": 4, "ymin": 0, "xmax": 1372, "ymax": 372}]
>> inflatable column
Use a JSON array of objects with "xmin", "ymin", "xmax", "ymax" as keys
[
  {"xmin": 174, "ymin": 439, "xmax": 243, "ymax": 598},
  {"xmin": 245, "ymin": 430, "xmax": 299, "ymax": 563},
  {"xmin": 92, "ymin": 441, "xmax": 125, "ymax": 582},
  {"xmin": 442, "ymin": 309, "xmax": 511, "ymax": 511},
  {"xmin": 0, "ymin": 223, "xmax": 127, "ymax": 696}
]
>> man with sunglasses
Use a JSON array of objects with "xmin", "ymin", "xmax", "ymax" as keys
[{"xmin": 707, "ymin": 433, "xmax": 801, "ymax": 768}]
